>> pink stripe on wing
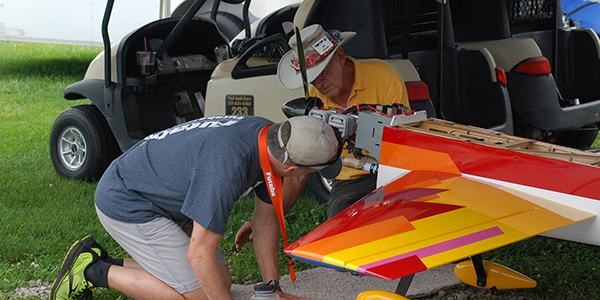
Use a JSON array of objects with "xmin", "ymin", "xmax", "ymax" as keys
[{"xmin": 357, "ymin": 226, "xmax": 504, "ymax": 273}]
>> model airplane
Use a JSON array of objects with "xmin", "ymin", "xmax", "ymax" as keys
[
  {"xmin": 280, "ymin": 105, "xmax": 600, "ymax": 300},
  {"xmin": 272, "ymin": 26, "xmax": 600, "ymax": 300}
]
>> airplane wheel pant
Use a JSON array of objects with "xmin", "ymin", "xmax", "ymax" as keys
[{"xmin": 356, "ymin": 290, "xmax": 410, "ymax": 300}]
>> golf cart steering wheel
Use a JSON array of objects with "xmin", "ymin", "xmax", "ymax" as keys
[{"xmin": 231, "ymin": 33, "xmax": 291, "ymax": 79}]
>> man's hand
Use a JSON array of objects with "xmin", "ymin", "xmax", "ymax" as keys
[
  {"xmin": 234, "ymin": 221, "xmax": 253, "ymax": 251},
  {"xmin": 277, "ymin": 291, "xmax": 311, "ymax": 300}
]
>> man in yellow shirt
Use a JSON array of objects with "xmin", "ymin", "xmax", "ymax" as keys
[
  {"xmin": 277, "ymin": 24, "xmax": 410, "ymax": 218},
  {"xmin": 234, "ymin": 24, "xmax": 410, "ymax": 251}
]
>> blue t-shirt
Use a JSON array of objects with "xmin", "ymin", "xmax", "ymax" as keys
[{"xmin": 95, "ymin": 115, "xmax": 273, "ymax": 235}]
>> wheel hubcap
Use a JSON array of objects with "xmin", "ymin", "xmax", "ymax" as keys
[{"xmin": 58, "ymin": 126, "xmax": 87, "ymax": 171}]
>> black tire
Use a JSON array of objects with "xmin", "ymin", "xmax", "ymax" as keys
[
  {"xmin": 554, "ymin": 126, "xmax": 599, "ymax": 149},
  {"xmin": 513, "ymin": 111, "xmax": 599, "ymax": 149},
  {"xmin": 306, "ymin": 173, "xmax": 333, "ymax": 204},
  {"xmin": 49, "ymin": 105, "xmax": 121, "ymax": 181}
]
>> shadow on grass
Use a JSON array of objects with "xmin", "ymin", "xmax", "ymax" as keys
[{"xmin": 0, "ymin": 56, "xmax": 94, "ymax": 79}]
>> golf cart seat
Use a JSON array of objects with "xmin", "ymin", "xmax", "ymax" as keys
[
  {"xmin": 450, "ymin": 0, "xmax": 600, "ymax": 148},
  {"xmin": 301, "ymin": 0, "xmax": 388, "ymax": 59},
  {"xmin": 255, "ymin": 3, "xmax": 300, "ymax": 37},
  {"xmin": 557, "ymin": 28, "xmax": 600, "ymax": 103},
  {"xmin": 172, "ymin": 0, "xmax": 246, "ymax": 41},
  {"xmin": 298, "ymin": 0, "xmax": 438, "ymax": 118},
  {"xmin": 380, "ymin": 0, "xmax": 512, "ymax": 132}
]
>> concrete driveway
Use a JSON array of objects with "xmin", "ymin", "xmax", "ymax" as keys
[{"xmin": 231, "ymin": 264, "xmax": 461, "ymax": 299}]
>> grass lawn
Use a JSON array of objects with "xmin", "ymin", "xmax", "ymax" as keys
[{"xmin": 0, "ymin": 41, "xmax": 599, "ymax": 300}]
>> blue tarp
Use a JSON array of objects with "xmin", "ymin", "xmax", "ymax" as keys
[{"xmin": 562, "ymin": 0, "xmax": 600, "ymax": 33}]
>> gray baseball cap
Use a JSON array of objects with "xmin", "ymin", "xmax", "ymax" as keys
[{"xmin": 279, "ymin": 116, "xmax": 342, "ymax": 179}]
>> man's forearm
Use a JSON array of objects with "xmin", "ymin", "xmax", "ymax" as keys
[
  {"xmin": 189, "ymin": 248, "xmax": 232, "ymax": 299},
  {"xmin": 252, "ymin": 215, "xmax": 280, "ymax": 281},
  {"xmin": 189, "ymin": 222, "xmax": 231, "ymax": 299},
  {"xmin": 252, "ymin": 198, "xmax": 282, "ymax": 282}
]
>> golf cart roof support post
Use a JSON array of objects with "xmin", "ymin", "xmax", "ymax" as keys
[
  {"xmin": 436, "ymin": 0, "xmax": 445, "ymax": 120},
  {"xmin": 243, "ymin": 0, "xmax": 251, "ymax": 39},
  {"xmin": 210, "ymin": 0, "xmax": 220, "ymax": 21},
  {"xmin": 401, "ymin": 0, "xmax": 418, "ymax": 60},
  {"xmin": 552, "ymin": 0, "xmax": 560, "ymax": 78},
  {"xmin": 156, "ymin": 0, "xmax": 208, "ymax": 60},
  {"xmin": 160, "ymin": 0, "xmax": 172, "ymax": 19},
  {"xmin": 102, "ymin": 0, "xmax": 115, "ymax": 89}
]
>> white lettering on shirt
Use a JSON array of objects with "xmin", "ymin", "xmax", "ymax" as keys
[{"xmin": 144, "ymin": 116, "xmax": 243, "ymax": 141}]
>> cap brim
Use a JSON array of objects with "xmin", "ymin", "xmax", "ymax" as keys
[
  {"xmin": 316, "ymin": 156, "xmax": 342, "ymax": 179},
  {"xmin": 277, "ymin": 31, "xmax": 356, "ymax": 90}
]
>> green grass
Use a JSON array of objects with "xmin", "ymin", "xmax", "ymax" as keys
[
  {"xmin": 592, "ymin": 137, "xmax": 600, "ymax": 149},
  {"xmin": 0, "ymin": 41, "xmax": 325, "ymax": 300},
  {"xmin": 1, "ymin": 41, "xmax": 599, "ymax": 300}
]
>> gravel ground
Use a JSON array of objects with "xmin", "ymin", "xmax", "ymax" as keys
[
  {"xmin": 3, "ymin": 279, "xmax": 52, "ymax": 299},
  {"xmin": 3, "ymin": 264, "xmax": 460, "ymax": 299},
  {"xmin": 2, "ymin": 264, "xmax": 534, "ymax": 300}
]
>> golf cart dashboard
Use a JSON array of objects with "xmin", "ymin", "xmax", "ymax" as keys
[
  {"xmin": 159, "ymin": 54, "xmax": 216, "ymax": 74},
  {"xmin": 124, "ymin": 53, "xmax": 217, "ymax": 87},
  {"xmin": 125, "ymin": 54, "xmax": 217, "ymax": 87},
  {"xmin": 120, "ymin": 16, "xmax": 228, "ymax": 86}
]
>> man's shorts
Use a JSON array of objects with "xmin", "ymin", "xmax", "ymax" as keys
[{"xmin": 96, "ymin": 205, "xmax": 226, "ymax": 294}]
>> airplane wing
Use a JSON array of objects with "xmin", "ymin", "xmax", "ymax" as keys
[
  {"xmin": 286, "ymin": 169, "xmax": 594, "ymax": 280},
  {"xmin": 285, "ymin": 171, "xmax": 594, "ymax": 279},
  {"xmin": 380, "ymin": 120, "xmax": 600, "ymax": 246},
  {"xmin": 285, "ymin": 120, "xmax": 597, "ymax": 280}
]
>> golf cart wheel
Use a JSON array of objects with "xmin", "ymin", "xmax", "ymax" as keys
[
  {"xmin": 49, "ymin": 105, "xmax": 120, "ymax": 181},
  {"xmin": 554, "ymin": 126, "xmax": 599, "ymax": 149},
  {"xmin": 307, "ymin": 173, "xmax": 333, "ymax": 204}
]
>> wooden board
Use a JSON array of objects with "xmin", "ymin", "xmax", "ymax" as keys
[{"xmin": 396, "ymin": 118, "xmax": 600, "ymax": 167}]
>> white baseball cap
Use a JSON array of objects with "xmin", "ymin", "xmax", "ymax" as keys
[{"xmin": 277, "ymin": 24, "xmax": 356, "ymax": 90}]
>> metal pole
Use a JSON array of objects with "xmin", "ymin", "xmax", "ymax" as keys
[
  {"xmin": 160, "ymin": 0, "xmax": 173, "ymax": 18},
  {"xmin": 102, "ymin": 0, "xmax": 115, "ymax": 89},
  {"xmin": 156, "ymin": 0, "xmax": 207, "ymax": 60},
  {"xmin": 436, "ymin": 1, "xmax": 445, "ymax": 119},
  {"xmin": 243, "ymin": 0, "xmax": 251, "ymax": 39}
]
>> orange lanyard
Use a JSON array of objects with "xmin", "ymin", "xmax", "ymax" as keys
[{"xmin": 258, "ymin": 127, "xmax": 296, "ymax": 281}]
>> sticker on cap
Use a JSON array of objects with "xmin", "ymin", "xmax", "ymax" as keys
[{"xmin": 312, "ymin": 36, "xmax": 334, "ymax": 56}]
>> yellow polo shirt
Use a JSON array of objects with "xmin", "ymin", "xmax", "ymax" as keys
[{"xmin": 310, "ymin": 57, "xmax": 410, "ymax": 180}]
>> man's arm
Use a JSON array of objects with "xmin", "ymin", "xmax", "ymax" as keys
[
  {"xmin": 188, "ymin": 221, "xmax": 232, "ymax": 300},
  {"xmin": 251, "ymin": 194, "xmax": 281, "ymax": 282},
  {"xmin": 252, "ymin": 194, "xmax": 311, "ymax": 300},
  {"xmin": 235, "ymin": 175, "xmax": 307, "ymax": 251}
]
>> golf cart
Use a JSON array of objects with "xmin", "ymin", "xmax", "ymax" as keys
[
  {"xmin": 48, "ymin": 0, "xmax": 431, "ymax": 187},
  {"xmin": 50, "ymin": 0, "xmax": 600, "ymax": 203},
  {"xmin": 203, "ymin": 0, "xmax": 512, "ymax": 201},
  {"xmin": 205, "ymin": 0, "xmax": 600, "ymax": 200},
  {"xmin": 450, "ymin": 0, "xmax": 600, "ymax": 149},
  {"xmin": 49, "ymin": 0, "xmax": 299, "ymax": 181}
]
